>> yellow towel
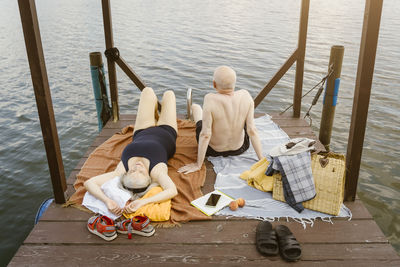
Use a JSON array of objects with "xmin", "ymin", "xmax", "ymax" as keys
[
  {"xmin": 240, "ymin": 157, "xmax": 274, "ymax": 192},
  {"xmin": 123, "ymin": 187, "xmax": 171, "ymax": 222}
]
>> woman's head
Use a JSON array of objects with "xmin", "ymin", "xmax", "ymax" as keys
[{"xmin": 120, "ymin": 164, "xmax": 151, "ymax": 194}]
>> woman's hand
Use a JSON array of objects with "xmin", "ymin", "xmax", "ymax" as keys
[
  {"xmin": 106, "ymin": 199, "xmax": 123, "ymax": 216},
  {"xmin": 178, "ymin": 162, "xmax": 201, "ymax": 174},
  {"xmin": 124, "ymin": 199, "xmax": 147, "ymax": 213}
]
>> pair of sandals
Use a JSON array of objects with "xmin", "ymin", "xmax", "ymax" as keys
[
  {"xmin": 256, "ymin": 221, "xmax": 302, "ymax": 262},
  {"xmin": 87, "ymin": 214, "xmax": 155, "ymax": 241}
]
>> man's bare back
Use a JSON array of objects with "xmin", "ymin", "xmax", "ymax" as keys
[
  {"xmin": 178, "ymin": 66, "xmax": 263, "ymax": 174},
  {"xmin": 204, "ymin": 90, "xmax": 252, "ymax": 151}
]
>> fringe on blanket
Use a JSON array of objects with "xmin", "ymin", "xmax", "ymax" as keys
[{"xmin": 218, "ymin": 208, "xmax": 352, "ymax": 229}]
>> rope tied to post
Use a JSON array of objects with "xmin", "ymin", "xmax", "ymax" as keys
[
  {"xmin": 104, "ymin": 47, "xmax": 120, "ymax": 61},
  {"xmin": 97, "ymin": 67, "xmax": 112, "ymax": 124},
  {"xmin": 280, "ymin": 65, "xmax": 334, "ymax": 126}
]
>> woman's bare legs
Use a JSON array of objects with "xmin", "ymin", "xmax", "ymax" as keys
[
  {"xmin": 156, "ymin": 90, "xmax": 177, "ymax": 133},
  {"xmin": 134, "ymin": 87, "xmax": 158, "ymax": 134},
  {"xmin": 191, "ymin": 104, "xmax": 202, "ymax": 123}
]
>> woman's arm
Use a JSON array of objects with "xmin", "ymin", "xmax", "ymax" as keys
[
  {"xmin": 84, "ymin": 161, "xmax": 126, "ymax": 216},
  {"xmin": 124, "ymin": 164, "xmax": 178, "ymax": 213}
]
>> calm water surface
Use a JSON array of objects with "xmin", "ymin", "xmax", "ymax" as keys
[{"xmin": 0, "ymin": 0, "xmax": 399, "ymax": 264}]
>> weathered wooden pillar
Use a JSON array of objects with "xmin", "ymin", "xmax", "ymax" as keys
[
  {"xmin": 18, "ymin": 0, "xmax": 66, "ymax": 203},
  {"xmin": 293, "ymin": 0, "xmax": 310, "ymax": 118},
  {"xmin": 345, "ymin": 0, "xmax": 383, "ymax": 201},
  {"xmin": 319, "ymin": 45, "xmax": 344, "ymax": 151},
  {"xmin": 101, "ymin": 0, "xmax": 119, "ymax": 121}
]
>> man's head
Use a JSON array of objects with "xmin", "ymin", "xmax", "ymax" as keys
[{"xmin": 213, "ymin": 66, "xmax": 236, "ymax": 94}]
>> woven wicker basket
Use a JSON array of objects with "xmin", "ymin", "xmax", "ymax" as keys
[{"xmin": 272, "ymin": 152, "xmax": 346, "ymax": 215}]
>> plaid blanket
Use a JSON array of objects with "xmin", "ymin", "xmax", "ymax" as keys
[{"xmin": 267, "ymin": 151, "xmax": 316, "ymax": 212}]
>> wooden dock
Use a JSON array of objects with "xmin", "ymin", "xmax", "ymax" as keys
[{"xmin": 9, "ymin": 114, "xmax": 399, "ymax": 266}]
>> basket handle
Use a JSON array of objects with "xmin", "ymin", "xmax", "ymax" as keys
[{"xmin": 319, "ymin": 157, "xmax": 329, "ymax": 168}]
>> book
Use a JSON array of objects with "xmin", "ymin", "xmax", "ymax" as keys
[{"xmin": 191, "ymin": 190, "xmax": 234, "ymax": 216}]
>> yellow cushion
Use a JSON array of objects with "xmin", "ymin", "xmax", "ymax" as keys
[
  {"xmin": 240, "ymin": 157, "xmax": 274, "ymax": 192},
  {"xmin": 123, "ymin": 186, "xmax": 171, "ymax": 222}
]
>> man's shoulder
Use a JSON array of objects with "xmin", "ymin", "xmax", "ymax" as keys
[
  {"xmin": 204, "ymin": 92, "xmax": 218, "ymax": 102},
  {"xmin": 205, "ymin": 92, "xmax": 218, "ymax": 98},
  {"xmin": 203, "ymin": 93, "xmax": 217, "ymax": 110},
  {"xmin": 235, "ymin": 89, "xmax": 252, "ymax": 101},
  {"xmin": 236, "ymin": 89, "xmax": 251, "ymax": 96}
]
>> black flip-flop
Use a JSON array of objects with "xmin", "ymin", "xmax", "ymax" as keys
[
  {"xmin": 275, "ymin": 225, "xmax": 302, "ymax": 262},
  {"xmin": 255, "ymin": 221, "xmax": 279, "ymax": 256}
]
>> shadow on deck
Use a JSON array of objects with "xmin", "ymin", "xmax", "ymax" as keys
[{"xmin": 9, "ymin": 114, "xmax": 399, "ymax": 266}]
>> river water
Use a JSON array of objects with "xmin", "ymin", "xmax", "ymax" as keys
[{"xmin": 0, "ymin": 0, "xmax": 399, "ymax": 264}]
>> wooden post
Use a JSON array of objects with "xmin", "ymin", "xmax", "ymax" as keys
[
  {"xmin": 319, "ymin": 46, "xmax": 344, "ymax": 151},
  {"xmin": 18, "ymin": 0, "xmax": 66, "ymax": 204},
  {"xmin": 101, "ymin": 0, "xmax": 119, "ymax": 121},
  {"xmin": 345, "ymin": 0, "xmax": 383, "ymax": 201},
  {"xmin": 293, "ymin": 0, "xmax": 310, "ymax": 118},
  {"xmin": 90, "ymin": 51, "xmax": 103, "ymax": 67}
]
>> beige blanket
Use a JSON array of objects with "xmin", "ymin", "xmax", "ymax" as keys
[{"xmin": 68, "ymin": 119, "xmax": 210, "ymax": 224}]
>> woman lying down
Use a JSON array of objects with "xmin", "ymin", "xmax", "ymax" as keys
[{"xmin": 83, "ymin": 87, "xmax": 178, "ymax": 241}]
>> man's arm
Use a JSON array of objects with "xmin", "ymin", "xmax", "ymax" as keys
[
  {"xmin": 124, "ymin": 164, "xmax": 178, "ymax": 213},
  {"xmin": 245, "ymin": 97, "xmax": 263, "ymax": 160},
  {"xmin": 178, "ymin": 96, "xmax": 213, "ymax": 174},
  {"xmin": 195, "ymin": 97, "xmax": 213, "ymax": 168}
]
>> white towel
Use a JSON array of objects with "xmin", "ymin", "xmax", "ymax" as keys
[
  {"xmin": 269, "ymin": 138, "xmax": 316, "ymax": 157},
  {"xmin": 82, "ymin": 176, "xmax": 131, "ymax": 220}
]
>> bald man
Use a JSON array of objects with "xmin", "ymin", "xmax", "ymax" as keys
[{"xmin": 178, "ymin": 66, "xmax": 263, "ymax": 174}]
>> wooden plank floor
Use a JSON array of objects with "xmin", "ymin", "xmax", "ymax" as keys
[{"xmin": 10, "ymin": 114, "xmax": 399, "ymax": 266}]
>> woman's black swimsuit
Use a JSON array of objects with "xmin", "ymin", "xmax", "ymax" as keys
[{"xmin": 121, "ymin": 125, "xmax": 177, "ymax": 172}]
